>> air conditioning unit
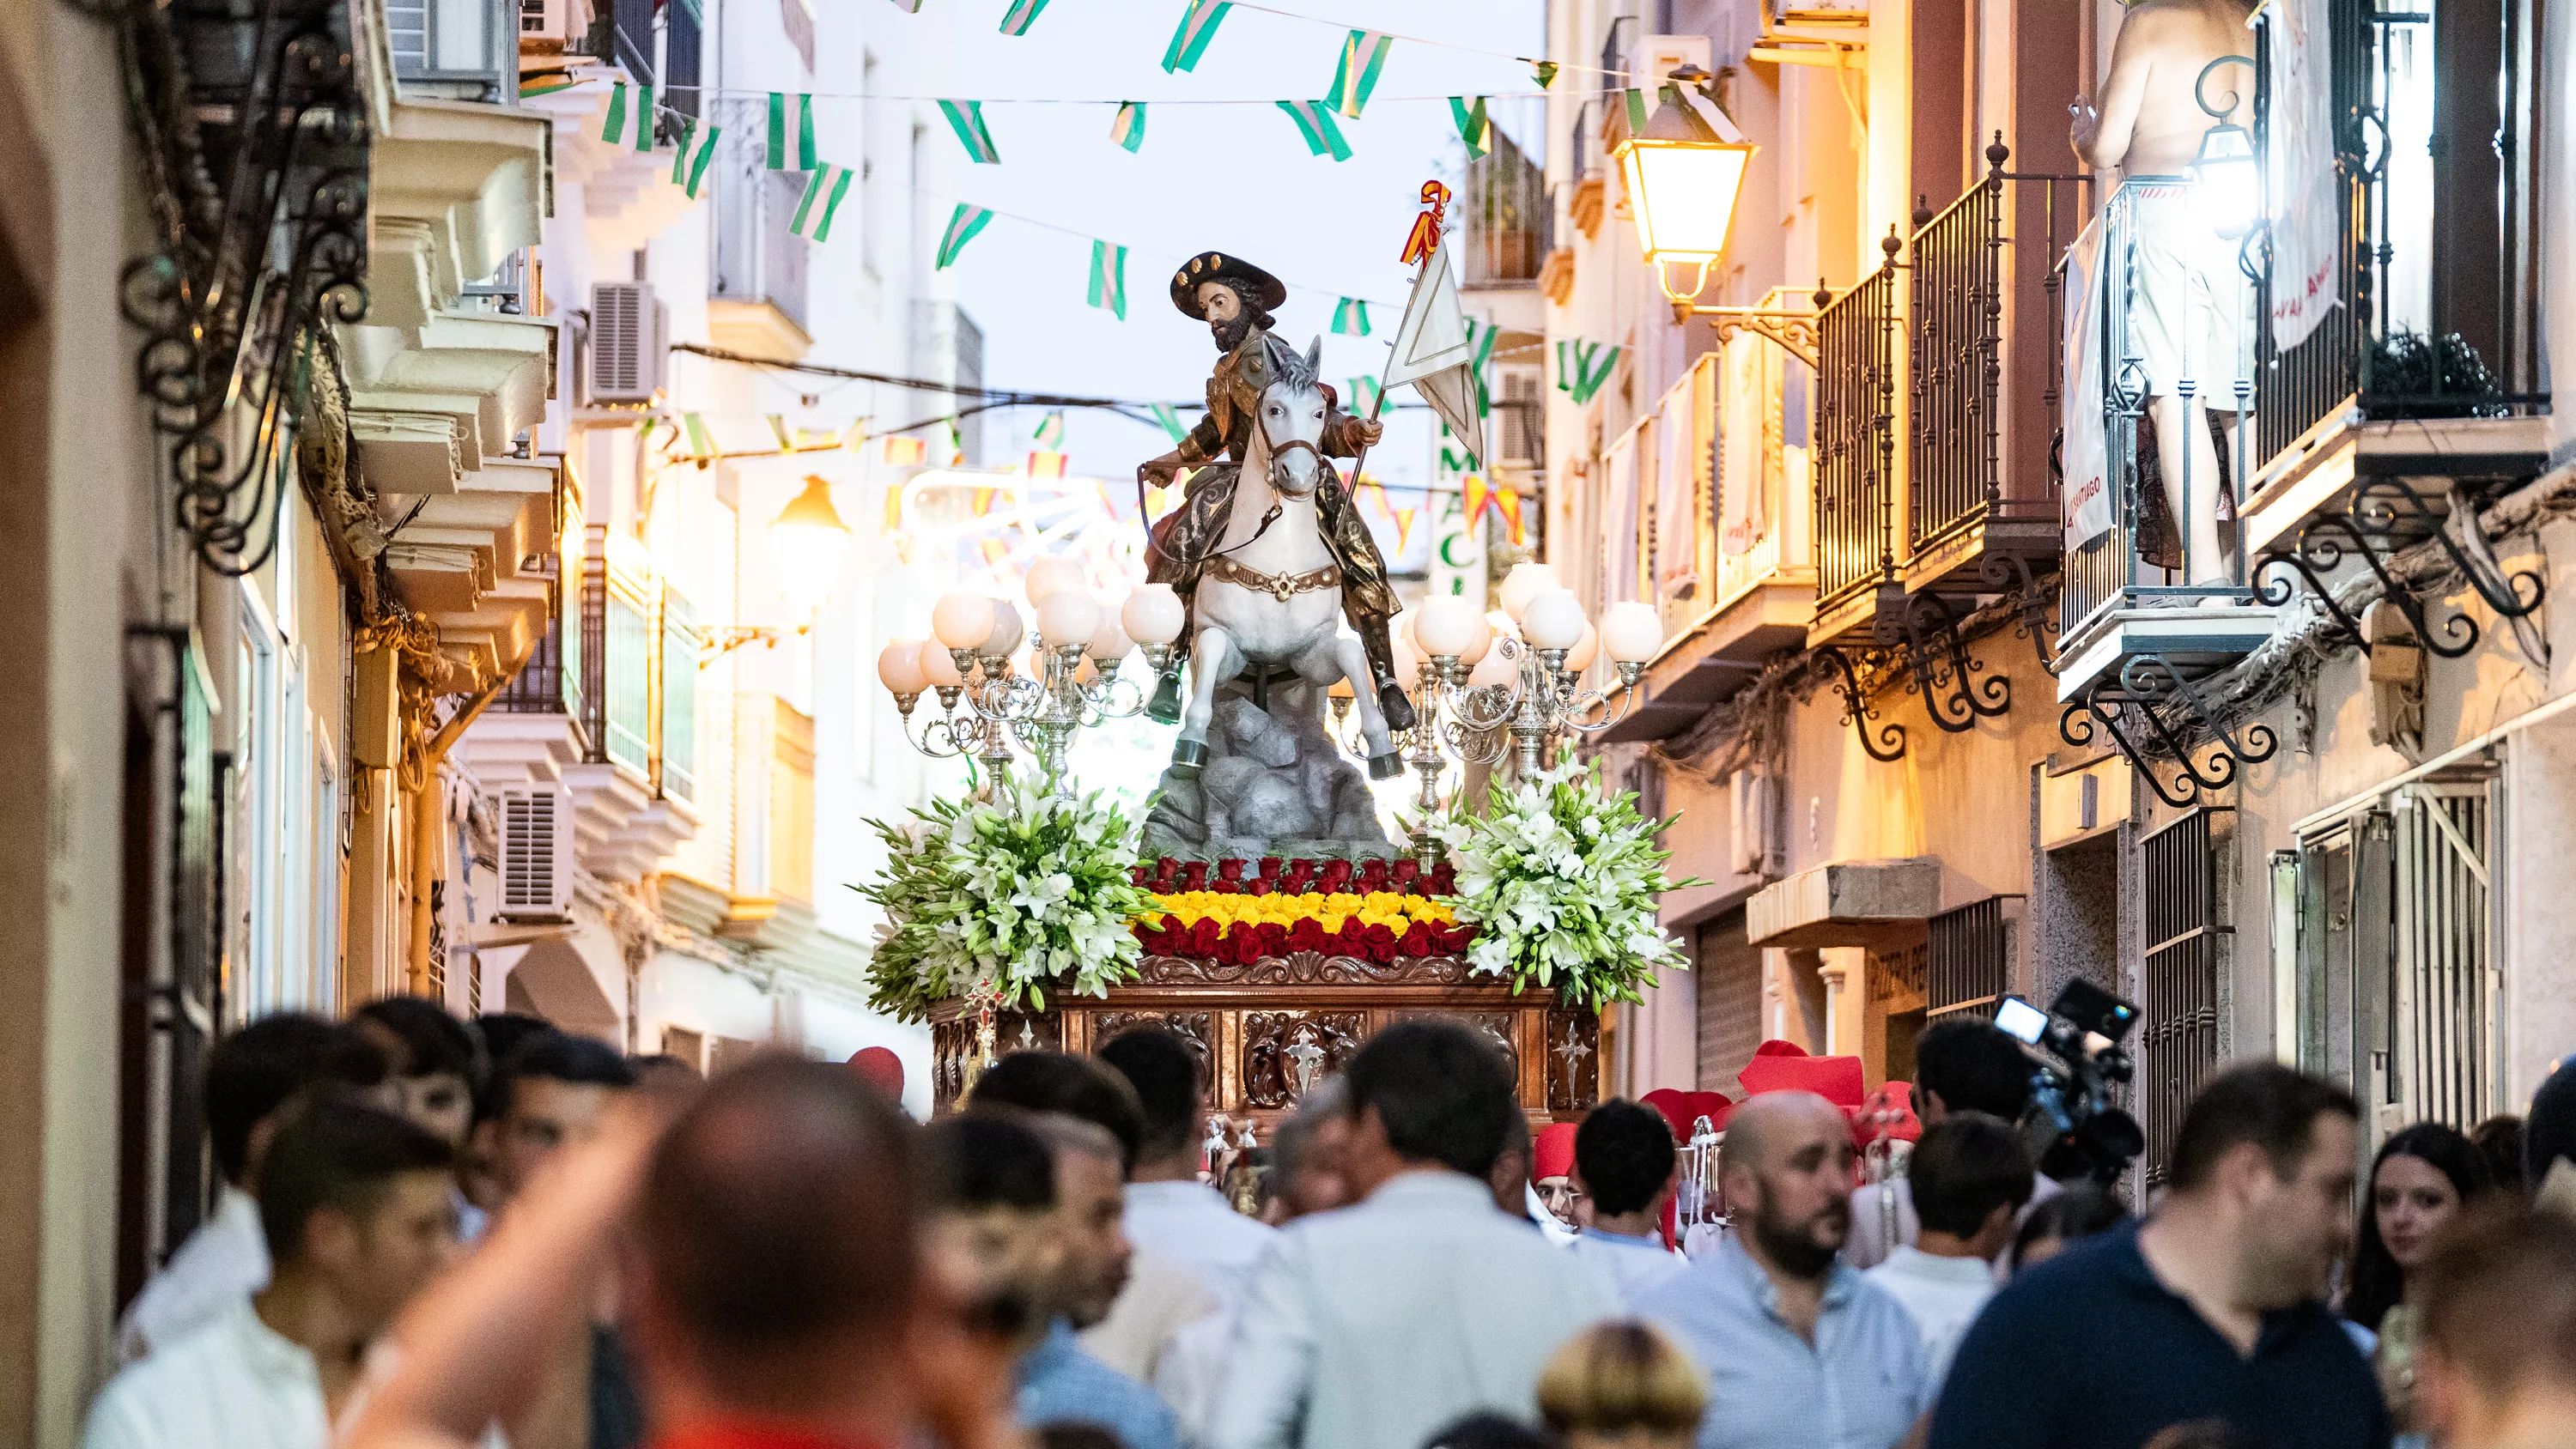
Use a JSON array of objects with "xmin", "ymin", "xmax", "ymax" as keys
[
  {"xmin": 1638, "ymin": 33, "xmax": 1713, "ymax": 82},
  {"xmin": 495, "ymin": 785, "xmax": 576, "ymax": 920},
  {"xmin": 588, "ymin": 280, "xmax": 664, "ymax": 404},
  {"xmin": 519, "ymin": 0, "xmax": 593, "ymax": 41}
]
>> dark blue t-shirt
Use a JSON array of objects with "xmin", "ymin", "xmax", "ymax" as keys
[{"xmin": 1928, "ymin": 1221, "xmax": 2391, "ymax": 1449}]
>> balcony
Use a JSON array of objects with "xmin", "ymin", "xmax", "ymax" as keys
[
  {"xmin": 1461, "ymin": 114, "xmax": 1549, "ymax": 288},
  {"xmin": 710, "ymin": 149, "xmax": 813, "ymax": 359},
  {"xmin": 466, "ymin": 524, "xmax": 699, "ymax": 883},
  {"xmin": 388, "ymin": 0, "xmax": 515, "ymax": 103},
  {"xmin": 1809, "ymin": 246, "xmax": 1904, "ymax": 646},
  {"xmin": 1599, "ymin": 308, "xmax": 1820, "ymax": 743}
]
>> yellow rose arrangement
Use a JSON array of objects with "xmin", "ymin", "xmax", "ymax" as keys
[{"xmin": 1139, "ymin": 889, "xmax": 1458, "ymax": 935}]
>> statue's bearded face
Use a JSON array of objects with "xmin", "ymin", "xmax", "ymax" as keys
[{"xmin": 1200, "ymin": 281, "xmax": 1257, "ymax": 352}]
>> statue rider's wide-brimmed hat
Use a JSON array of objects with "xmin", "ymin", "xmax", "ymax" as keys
[{"xmin": 1171, "ymin": 252, "xmax": 1288, "ymax": 319}]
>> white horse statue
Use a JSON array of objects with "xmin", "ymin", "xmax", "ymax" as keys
[{"xmin": 1171, "ymin": 335, "xmax": 1402, "ymax": 783}]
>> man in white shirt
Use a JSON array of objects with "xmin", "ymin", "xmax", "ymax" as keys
[
  {"xmin": 1098, "ymin": 1027, "xmax": 1277, "ymax": 1307},
  {"xmin": 1846, "ymin": 1017, "xmax": 2060, "ymax": 1274},
  {"xmin": 1212, "ymin": 1020, "xmax": 1621, "ymax": 1449},
  {"xmin": 1567, "ymin": 1100, "xmax": 1689, "ymax": 1306},
  {"xmin": 116, "ymin": 1015, "xmax": 392, "ymax": 1363},
  {"xmin": 1862, "ymin": 1112, "xmax": 2032, "ymax": 1389},
  {"xmin": 85, "ymin": 1100, "xmax": 460, "ymax": 1449}
]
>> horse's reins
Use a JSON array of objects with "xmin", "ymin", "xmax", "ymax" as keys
[{"xmin": 1166, "ymin": 407, "xmax": 1322, "ymax": 571}]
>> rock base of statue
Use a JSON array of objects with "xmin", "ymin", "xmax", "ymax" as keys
[{"xmin": 1144, "ymin": 679, "xmax": 1396, "ymax": 863}]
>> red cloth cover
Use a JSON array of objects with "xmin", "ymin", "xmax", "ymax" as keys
[
  {"xmin": 1851, "ymin": 1081, "xmax": 1922, "ymax": 1147},
  {"xmin": 848, "ymin": 1046, "xmax": 905, "ymax": 1099},
  {"xmin": 1735, "ymin": 1040, "xmax": 1867, "ymax": 1107},
  {"xmin": 1532, "ymin": 1121, "xmax": 1578, "ymax": 1183}
]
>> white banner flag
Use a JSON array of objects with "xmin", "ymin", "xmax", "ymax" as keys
[
  {"xmin": 2267, "ymin": 0, "xmax": 2340, "ymax": 351},
  {"xmin": 1718, "ymin": 332, "xmax": 1769, "ymax": 558},
  {"xmin": 2061, "ymin": 219, "xmax": 2112, "ymax": 550}
]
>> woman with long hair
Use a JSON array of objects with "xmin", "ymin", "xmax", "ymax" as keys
[{"xmin": 2346, "ymin": 1122, "xmax": 2494, "ymax": 1443}]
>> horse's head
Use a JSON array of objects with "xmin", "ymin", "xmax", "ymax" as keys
[{"xmin": 1253, "ymin": 333, "xmax": 1330, "ymax": 498}]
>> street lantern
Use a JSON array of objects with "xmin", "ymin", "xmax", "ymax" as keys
[
  {"xmin": 2190, "ymin": 119, "xmax": 2260, "ymax": 239},
  {"xmin": 769, "ymin": 474, "xmax": 853, "ymax": 618},
  {"xmin": 1613, "ymin": 70, "xmax": 1757, "ymax": 305}
]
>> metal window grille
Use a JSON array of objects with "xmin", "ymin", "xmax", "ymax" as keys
[
  {"xmin": 2251, "ymin": 3, "xmax": 2372, "ymax": 466},
  {"xmin": 1928, "ymin": 897, "xmax": 2014, "ymax": 1018},
  {"xmin": 2386, "ymin": 784, "xmax": 2497, "ymax": 1130},
  {"xmin": 2141, "ymin": 808, "xmax": 2227, "ymax": 1185},
  {"xmin": 657, "ymin": 589, "xmax": 700, "ymax": 805},
  {"xmin": 1814, "ymin": 264, "xmax": 1899, "ymax": 611}
]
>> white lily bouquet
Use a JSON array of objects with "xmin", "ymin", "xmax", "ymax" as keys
[
  {"xmin": 1433, "ymin": 755, "xmax": 1703, "ymax": 1009},
  {"xmin": 855, "ymin": 779, "xmax": 1152, "ymax": 1022}
]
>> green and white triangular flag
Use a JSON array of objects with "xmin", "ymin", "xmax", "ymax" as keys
[
  {"xmin": 682, "ymin": 412, "xmax": 717, "ymax": 458},
  {"xmin": 1150, "ymin": 403, "xmax": 1189, "ymax": 444},
  {"xmin": 671, "ymin": 118, "xmax": 720, "ymax": 198},
  {"xmin": 1326, "ymin": 30, "xmax": 1393, "ymax": 118},
  {"xmin": 1033, "ymin": 410, "xmax": 1066, "ymax": 448},
  {"xmin": 1331, "ymin": 298, "xmax": 1370, "ymax": 337},
  {"xmin": 1532, "ymin": 59, "xmax": 1558, "ymax": 88},
  {"xmin": 886, "ymin": 0, "xmax": 920, "ymax": 10},
  {"xmin": 1277, "ymin": 100, "xmax": 1353, "ymax": 162},
  {"xmin": 1087, "ymin": 239, "xmax": 1128, "ymax": 319},
  {"xmin": 1450, "ymin": 96, "xmax": 1493, "ymax": 159},
  {"xmin": 1109, "ymin": 101, "xmax": 1147, "ymax": 153},
  {"xmin": 938, "ymin": 100, "xmax": 1001, "ymax": 165},
  {"xmin": 1622, "ymin": 88, "xmax": 1652, "ymax": 134},
  {"xmin": 999, "ymin": 0, "xmax": 1048, "ymax": 33},
  {"xmin": 788, "ymin": 163, "xmax": 856, "ymax": 239},
  {"xmin": 1346, "ymin": 375, "xmax": 1382, "ymax": 412},
  {"xmin": 943, "ymin": 417, "xmax": 964, "ymax": 462},
  {"xmin": 601, "ymin": 82, "xmax": 656, "ymax": 150},
  {"xmin": 766, "ymin": 93, "xmax": 817, "ymax": 170},
  {"xmin": 1161, "ymin": 0, "xmax": 1232, "ymax": 73},
  {"xmin": 935, "ymin": 203, "xmax": 993, "ymax": 269}
]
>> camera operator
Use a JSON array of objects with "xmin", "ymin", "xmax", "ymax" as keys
[
  {"xmin": 1928, "ymin": 1063, "xmax": 2390, "ymax": 1449},
  {"xmin": 1847, "ymin": 1019, "xmax": 2062, "ymax": 1270}
]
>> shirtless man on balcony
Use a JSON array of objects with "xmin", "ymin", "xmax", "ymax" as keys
[{"xmin": 2071, "ymin": 0, "xmax": 2259, "ymax": 591}]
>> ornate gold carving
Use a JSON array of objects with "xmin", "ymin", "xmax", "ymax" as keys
[
  {"xmin": 1093, "ymin": 1010, "xmax": 1215, "ymax": 1074},
  {"xmin": 1136, "ymin": 952, "xmax": 1470, "ymax": 986},
  {"xmin": 1241, "ymin": 1011, "xmax": 1366, "ymax": 1108},
  {"xmin": 1388, "ymin": 1008, "xmax": 1519, "ymax": 1081}
]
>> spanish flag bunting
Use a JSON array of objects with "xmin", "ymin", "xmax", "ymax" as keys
[
  {"xmin": 980, "ymin": 537, "xmax": 1013, "ymax": 567},
  {"xmin": 841, "ymin": 421, "xmax": 869, "ymax": 451},
  {"xmin": 1358, "ymin": 477, "xmax": 1392, "ymax": 520},
  {"xmin": 972, "ymin": 485, "xmax": 997, "ymax": 516},
  {"xmin": 1026, "ymin": 450, "xmax": 1068, "ymax": 480},
  {"xmin": 1495, "ymin": 485, "xmax": 1524, "ymax": 544},
  {"xmin": 882, "ymin": 435, "xmax": 928, "ymax": 466},
  {"xmin": 1461, "ymin": 472, "xmax": 1491, "ymax": 526},
  {"xmin": 1145, "ymin": 484, "xmax": 1170, "ymax": 516},
  {"xmin": 883, "ymin": 483, "xmax": 904, "ymax": 532},
  {"xmin": 1393, "ymin": 506, "xmax": 1418, "ymax": 553}
]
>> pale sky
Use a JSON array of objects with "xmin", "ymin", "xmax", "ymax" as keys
[{"xmin": 937, "ymin": 0, "xmax": 1550, "ymax": 511}]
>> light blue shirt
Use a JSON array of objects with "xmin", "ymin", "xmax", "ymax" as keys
[
  {"xmin": 1637, "ymin": 1235, "xmax": 1931, "ymax": 1449},
  {"xmin": 1570, "ymin": 1227, "xmax": 1690, "ymax": 1307},
  {"xmin": 1018, "ymin": 1318, "xmax": 1184, "ymax": 1449}
]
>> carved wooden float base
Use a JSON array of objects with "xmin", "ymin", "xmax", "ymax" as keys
[{"xmin": 928, "ymin": 953, "xmax": 1603, "ymax": 1126}]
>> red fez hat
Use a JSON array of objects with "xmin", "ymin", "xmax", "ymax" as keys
[
  {"xmin": 1736, "ymin": 1039, "xmax": 1866, "ymax": 1107},
  {"xmin": 1533, "ymin": 1122, "xmax": 1578, "ymax": 1183},
  {"xmin": 848, "ymin": 1046, "xmax": 905, "ymax": 1098},
  {"xmin": 1851, "ymin": 1081, "xmax": 1922, "ymax": 1148}
]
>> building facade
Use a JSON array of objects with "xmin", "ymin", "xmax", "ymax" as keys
[{"xmin": 1546, "ymin": 0, "xmax": 2575, "ymax": 1182}]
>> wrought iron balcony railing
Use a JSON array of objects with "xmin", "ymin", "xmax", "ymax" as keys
[
  {"xmin": 1812, "ymin": 239, "xmax": 1902, "ymax": 627},
  {"xmin": 496, "ymin": 525, "xmax": 696, "ymax": 807}
]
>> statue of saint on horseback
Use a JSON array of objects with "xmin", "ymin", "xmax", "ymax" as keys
[{"xmin": 1141, "ymin": 252, "xmax": 1419, "ymax": 781}]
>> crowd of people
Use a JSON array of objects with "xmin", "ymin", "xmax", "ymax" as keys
[{"xmin": 75, "ymin": 993, "xmax": 2576, "ymax": 1449}]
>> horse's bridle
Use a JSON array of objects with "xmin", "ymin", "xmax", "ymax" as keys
[{"xmin": 1197, "ymin": 405, "xmax": 1321, "ymax": 564}]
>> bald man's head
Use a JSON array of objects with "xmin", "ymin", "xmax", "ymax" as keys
[
  {"xmin": 1718, "ymin": 1091, "xmax": 1855, "ymax": 1282},
  {"xmin": 633, "ymin": 1053, "xmax": 922, "ymax": 1411}
]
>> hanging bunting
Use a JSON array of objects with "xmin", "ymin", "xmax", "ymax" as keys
[
  {"xmin": 1161, "ymin": 0, "xmax": 1233, "ymax": 73},
  {"xmin": 842, "ymin": 421, "xmax": 869, "ymax": 451},
  {"xmin": 886, "ymin": 0, "xmax": 921, "ymax": 10},
  {"xmin": 1495, "ymin": 485, "xmax": 1524, "ymax": 544},
  {"xmin": 1532, "ymin": 59, "xmax": 1559, "ymax": 88},
  {"xmin": 1088, "ymin": 239, "xmax": 1129, "ymax": 319},
  {"xmin": 766, "ymin": 93, "xmax": 817, "ymax": 170},
  {"xmin": 1346, "ymin": 375, "xmax": 1382, "ymax": 413},
  {"xmin": 1026, "ymin": 450, "xmax": 1068, "ymax": 480},
  {"xmin": 939, "ymin": 100, "xmax": 1001, "ymax": 165},
  {"xmin": 980, "ymin": 537, "xmax": 1013, "ymax": 567},
  {"xmin": 1393, "ymin": 506, "xmax": 1418, "ymax": 553},
  {"xmin": 789, "ymin": 164, "xmax": 856, "ymax": 239},
  {"xmin": 1277, "ymin": 100, "xmax": 1354, "ymax": 162},
  {"xmin": 680, "ymin": 412, "xmax": 718, "ymax": 459},
  {"xmin": 765, "ymin": 415, "xmax": 795, "ymax": 452},
  {"xmin": 1326, "ymin": 30, "xmax": 1393, "ymax": 118},
  {"xmin": 670, "ymin": 119, "xmax": 721, "ymax": 198},
  {"xmin": 945, "ymin": 418, "xmax": 966, "ymax": 464},
  {"xmin": 1331, "ymin": 298, "xmax": 1370, "ymax": 337},
  {"xmin": 883, "ymin": 482, "xmax": 904, "ymax": 533},
  {"xmin": 1150, "ymin": 403, "xmax": 1189, "ymax": 443},
  {"xmin": 1145, "ymin": 483, "xmax": 1170, "ymax": 515},
  {"xmin": 1461, "ymin": 473, "xmax": 1491, "ymax": 526},
  {"xmin": 1450, "ymin": 96, "xmax": 1493, "ymax": 159},
  {"xmin": 971, "ymin": 484, "xmax": 997, "ymax": 516},
  {"xmin": 1109, "ymin": 101, "xmax": 1148, "ymax": 153},
  {"xmin": 934, "ymin": 203, "xmax": 994, "ymax": 268},
  {"xmin": 1358, "ymin": 477, "xmax": 1392, "ymax": 520},
  {"xmin": 601, "ymin": 82, "xmax": 655, "ymax": 150},
  {"xmin": 1034, "ymin": 410, "xmax": 1066, "ymax": 448},
  {"xmin": 1622, "ymin": 88, "xmax": 1652, "ymax": 134},
  {"xmin": 883, "ymin": 435, "xmax": 928, "ymax": 466},
  {"xmin": 1562, "ymin": 343, "xmax": 1621, "ymax": 405},
  {"xmin": 999, "ymin": 0, "xmax": 1050, "ymax": 34}
]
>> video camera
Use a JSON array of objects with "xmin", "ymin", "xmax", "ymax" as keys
[{"xmin": 1994, "ymin": 979, "xmax": 2146, "ymax": 1186}]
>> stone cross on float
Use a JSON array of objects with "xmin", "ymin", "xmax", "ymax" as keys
[{"xmin": 1555, "ymin": 1020, "xmax": 1592, "ymax": 1082}]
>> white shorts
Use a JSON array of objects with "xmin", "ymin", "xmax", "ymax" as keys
[{"xmin": 2123, "ymin": 182, "xmax": 2256, "ymax": 411}]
